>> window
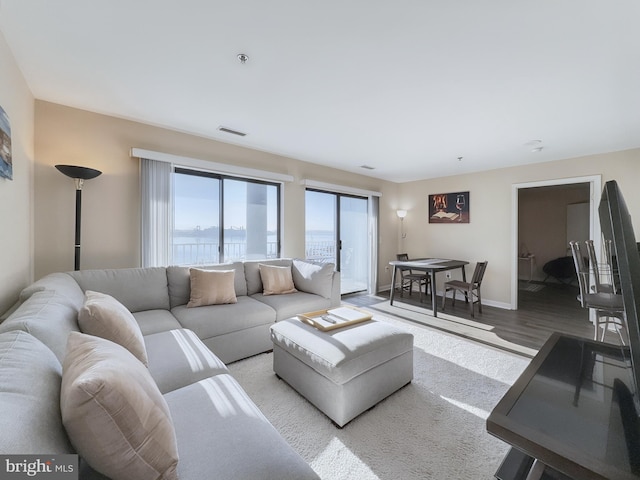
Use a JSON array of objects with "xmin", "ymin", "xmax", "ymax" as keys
[
  {"xmin": 173, "ymin": 168, "xmax": 280, "ymax": 265},
  {"xmin": 305, "ymin": 189, "xmax": 369, "ymax": 294}
]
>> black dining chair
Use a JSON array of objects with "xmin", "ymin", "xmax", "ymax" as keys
[
  {"xmin": 441, "ymin": 261, "xmax": 488, "ymax": 317},
  {"xmin": 396, "ymin": 253, "xmax": 430, "ymax": 301},
  {"xmin": 569, "ymin": 241, "xmax": 626, "ymax": 344}
]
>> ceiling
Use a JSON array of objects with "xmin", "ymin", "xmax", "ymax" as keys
[{"xmin": 1, "ymin": 1, "xmax": 639, "ymax": 183}]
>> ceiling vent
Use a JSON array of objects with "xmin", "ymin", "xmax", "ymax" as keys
[
  {"xmin": 218, "ymin": 126, "xmax": 247, "ymax": 137},
  {"xmin": 360, "ymin": 165, "xmax": 375, "ymax": 170}
]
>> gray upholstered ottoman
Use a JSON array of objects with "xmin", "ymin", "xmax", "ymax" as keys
[{"xmin": 270, "ymin": 317, "xmax": 414, "ymax": 427}]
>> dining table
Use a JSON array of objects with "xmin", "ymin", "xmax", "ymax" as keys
[{"xmin": 388, "ymin": 258, "xmax": 469, "ymax": 317}]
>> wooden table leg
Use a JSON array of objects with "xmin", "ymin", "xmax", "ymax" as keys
[
  {"xmin": 461, "ymin": 265, "xmax": 469, "ymax": 303},
  {"xmin": 430, "ymin": 271, "xmax": 438, "ymax": 317}
]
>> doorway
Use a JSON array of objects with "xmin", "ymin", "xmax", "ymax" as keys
[
  {"xmin": 305, "ymin": 189, "xmax": 369, "ymax": 294},
  {"xmin": 511, "ymin": 175, "xmax": 602, "ymax": 310}
]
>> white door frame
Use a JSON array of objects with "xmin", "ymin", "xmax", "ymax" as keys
[{"xmin": 511, "ymin": 175, "xmax": 602, "ymax": 310}]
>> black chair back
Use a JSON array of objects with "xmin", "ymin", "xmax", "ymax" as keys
[
  {"xmin": 471, "ymin": 261, "xmax": 488, "ymax": 286},
  {"xmin": 569, "ymin": 241, "xmax": 590, "ymax": 307}
]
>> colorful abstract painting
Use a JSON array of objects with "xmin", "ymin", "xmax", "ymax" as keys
[{"xmin": 0, "ymin": 105, "xmax": 12, "ymax": 180}]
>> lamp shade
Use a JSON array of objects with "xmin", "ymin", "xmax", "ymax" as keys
[
  {"xmin": 396, "ymin": 209, "xmax": 407, "ymax": 219},
  {"xmin": 55, "ymin": 164, "xmax": 102, "ymax": 180}
]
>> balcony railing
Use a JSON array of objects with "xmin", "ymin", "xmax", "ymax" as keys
[
  {"xmin": 304, "ymin": 241, "xmax": 336, "ymax": 264},
  {"xmin": 172, "ymin": 242, "xmax": 279, "ymax": 265},
  {"xmin": 172, "ymin": 240, "xmax": 337, "ymax": 266}
]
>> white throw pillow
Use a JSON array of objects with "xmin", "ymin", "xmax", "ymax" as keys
[
  {"xmin": 78, "ymin": 290, "xmax": 148, "ymax": 366},
  {"xmin": 61, "ymin": 332, "xmax": 179, "ymax": 480},
  {"xmin": 187, "ymin": 268, "xmax": 237, "ymax": 307},
  {"xmin": 258, "ymin": 264, "xmax": 298, "ymax": 295}
]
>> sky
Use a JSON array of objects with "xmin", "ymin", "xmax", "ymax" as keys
[{"xmin": 173, "ymin": 173, "xmax": 278, "ymax": 232}]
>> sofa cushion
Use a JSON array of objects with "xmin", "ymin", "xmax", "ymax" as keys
[
  {"xmin": 18, "ymin": 272, "xmax": 85, "ymax": 309},
  {"xmin": 61, "ymin": 332, "xmax": 179, "ymax": 480},
  {"xmin": 78, "ymin": 291, "xmax": 148, "ymax": 366},
  {"xmin": 145, "ymin": 329, "xmax": 228, "ymax": 393},
  {"xmin": 172, "ymin": 296, "xmax": 276, "ymax": 340},
  {"xmin": 0, "ymin": 289, "xmax": 80, "ymax": 362},
  {"xmin": 0, "ymin": 330, "xmax": 74, "ymax": 454},
  {"xmin": 187, "ymin": 268, "xmax": 237, "ymax": 307},
  {"xmin": 69, "ymin": 267, "xmax": 170, "ymax": 312},
  {"xmin": 167, "ymin": 263, "xmax": 247, "ymax": 308},
  {"xmin": 252, "ymin": 291, "xmax": 332, "ymax": 321},
  {"xmin": 244, "ymin": 258, "xmax": 293, "ymax": 295},
  {"xmin": 259, "ymin": 264, "xmax": 297, "ymax": 295},
  {"xmin": 164, "ymin": 374, "xmax": 319, "ymax": 480},
  {"xmin": 292, "ymin": 259, "xmax": 335, "ymax": 299},
  {"xmin": 133, "ymin": 309, "xmax": 183, "ymax": 336}
]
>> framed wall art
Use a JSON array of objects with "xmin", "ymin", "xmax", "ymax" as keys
[
  {"xmin": 0, "ymin": 105, "xmax": 12, "ymax": 180},
  {"xmin": 428, "ymin": 191, "xmax": 469, "ymax": 223}
]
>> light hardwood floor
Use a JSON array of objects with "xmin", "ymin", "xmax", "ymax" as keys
[{"xmin": 343, "ymin": 281, "xmax": 625, "ymax": 355}]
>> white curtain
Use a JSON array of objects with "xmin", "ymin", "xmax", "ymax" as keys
[
  {"xmin": 369, "ymin": 195, "xmax": 379, "ymax": 294},
  {"xmin": 140, "ymin": 158, "xmax": 172, "ymax": 267}
]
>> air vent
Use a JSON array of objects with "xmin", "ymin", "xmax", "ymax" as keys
[
  {"xmin": 218, "ymin": 126, "xmax": 247, "ymax": 137},
  {"xmin": 360, "ymin": 165, "xmax": 375, "ymax": 170}
]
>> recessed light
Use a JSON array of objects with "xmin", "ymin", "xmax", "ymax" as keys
[{"xmin": 360, "ymin": 165, "xmax": 375, "ymax": 170}]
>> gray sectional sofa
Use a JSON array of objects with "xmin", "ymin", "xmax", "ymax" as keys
[{"xmin": 0, "ymin": 258, "xmax": 339, "ymax": 479}]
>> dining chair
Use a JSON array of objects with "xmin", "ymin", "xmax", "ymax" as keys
[
  {"xmin": 396, "ymin": 253, "xmax": 430, "ymax": 301},
  {"xmin": 441, "ymin": 261, "xmax": 488, "ymax": 318},
  {"xmin": 569, "ymin": 241, "xmax": 626, "ymax": 344},
  {"xmin": 585, "ymin": 240, "xmax": 615, "ymax": 294}
]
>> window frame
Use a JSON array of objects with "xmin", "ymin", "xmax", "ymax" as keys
[{"xmin": 173, "ymin": 166, "xmax": 282, "ymax": 264}]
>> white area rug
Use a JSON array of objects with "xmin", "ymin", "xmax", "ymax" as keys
[{"xmin": 228, "ymin": 312, "xmax": 530, "ymax": 480}]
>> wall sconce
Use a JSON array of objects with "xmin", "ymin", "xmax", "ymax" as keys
[
  {"xmin": 55, "ymin": 164, "xmax": 102, "ymax": 270},
  {"xmin": 396, "ymin": 210, "xmax": 407, "ymax": 239}
]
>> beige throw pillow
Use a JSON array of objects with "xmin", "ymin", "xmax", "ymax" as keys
[
  {"xmin": 61, "ymin": 332, "xmax": 179, "ymax": 480},
  {"xmin": 259, "ymin": 264, "xmax": 298, "ymax": 295},
  {"xmin": 187, "ymin": 268, "xmax": 237, "ymax": 307},
  {"xmin": 78, "ymin": 290, "xmax": 148, "ymax": 366}
]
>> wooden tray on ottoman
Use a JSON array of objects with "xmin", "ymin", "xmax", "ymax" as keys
[{"xmin": 297, "ymin": 306, "xmax": 373, "ymax": 331}]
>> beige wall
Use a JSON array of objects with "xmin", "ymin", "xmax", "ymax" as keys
[
  {"xmin": 0, "ymin": 32, "xmax": 34, "ymax": 314},
  {"xmin": 34, "ymin": 101, "xmax": 399, "ymax": 280},
  {"xmin": 395, "ymin": 150, "xmax": 640, "ymax": 307},
  {"xmin": 29, "ymin": 101, "xmax": 640, "ymax": 310}
]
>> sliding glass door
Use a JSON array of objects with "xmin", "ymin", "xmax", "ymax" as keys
[
  {"xmin": 305, "ymin": 189, "xmax": 368, "ymax": 294},
  {"xmin": 339, "ymin": 195, "xmax": 369, "ymax": 293}
]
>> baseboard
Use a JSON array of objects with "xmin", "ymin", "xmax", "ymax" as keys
[{"xmin": 371, "ymin": 285, "xmax": 511, "ymax": 310}]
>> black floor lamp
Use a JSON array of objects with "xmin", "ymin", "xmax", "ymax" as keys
[{"xmin": 55, "ymin": 164, "xmax": 102, "ymax": 271}]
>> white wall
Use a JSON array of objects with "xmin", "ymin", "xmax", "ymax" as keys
[{"xmin": 0, "ymin": 31, "xmax": 34, "ymax": 314}]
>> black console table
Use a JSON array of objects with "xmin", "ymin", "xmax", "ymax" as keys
[{"xmin": 487, "ymin": 333, "xmax": 640, "ymax": 480}]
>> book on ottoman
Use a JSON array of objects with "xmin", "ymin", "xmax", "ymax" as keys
[{"xmin": 297, "ymin": 306, "xmax": 372, "ymax": 331}]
